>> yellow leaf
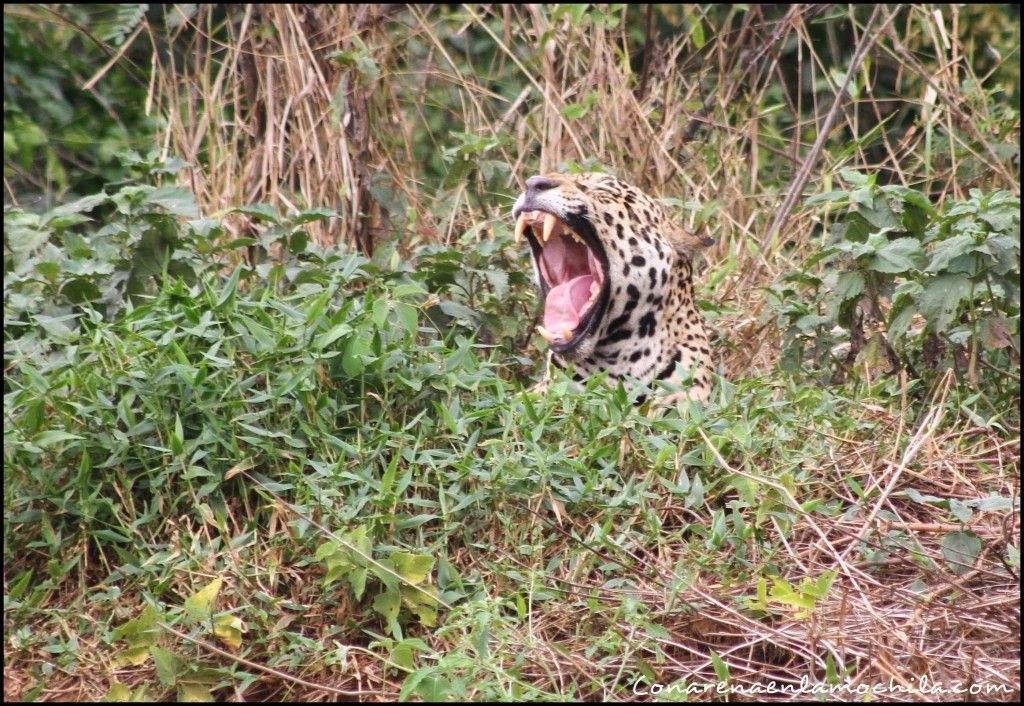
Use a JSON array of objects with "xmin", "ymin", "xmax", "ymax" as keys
[
  {"xmin": 224, "ymin": 457, "xmax": 257, "ymax": 480},
  {"xmin": 388, "ymin": 552, "xmax": 434, "ymax": 585},
  {"xmin": 184, "ymin": 578, "xmax": 222, "ymax": 621},
  {"xmin": 213, "ymin": 615, "xmax": 245, "ymax": 651},
  {"xmin": 112, "ymin": 604, "xmax": 161, "ymax": 647},
  {"xmin": 178, "ymin": 682, "xmax": 215, "ymax": 703},
  {"xmin": 110, "ymin": 645, "xmax": 151, "ymax": 668},
  {"xmin": 104, "ymin": 682, "xmax": 132, "ymax": 702}
]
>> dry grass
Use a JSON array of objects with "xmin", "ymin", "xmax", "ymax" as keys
[{"xmin": 466, "ymin": 372, "xmax": 1020, "ymax": 700}]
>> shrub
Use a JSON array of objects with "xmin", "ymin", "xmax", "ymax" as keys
[{"xmin": 771, "ymin": 171, "xmax": 1019, "ymax": 395}]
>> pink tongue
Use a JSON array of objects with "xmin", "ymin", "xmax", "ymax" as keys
[{"xmin": 544, "ymin": 275, "xmax": 595, "ymax": 334}]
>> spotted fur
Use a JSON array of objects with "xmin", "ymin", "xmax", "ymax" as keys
[{"xmin": 513, "ymin": 172, "xmax": 714, "ymax": 403}]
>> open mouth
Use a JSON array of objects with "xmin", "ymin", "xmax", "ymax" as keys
[{"xmin": 513, "ymin": 209, "xmax": 609, "ymax": 351}]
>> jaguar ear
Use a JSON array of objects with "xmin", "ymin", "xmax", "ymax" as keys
[{"xmin": 666, "ymin": 225, "xmax": 715, "ymax": 258}]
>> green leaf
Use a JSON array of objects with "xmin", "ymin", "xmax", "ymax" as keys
[
  {"xmin": 869, "ymin": 237, "xmax": 924, "ymax": 273},
  {"xmin": 926, "ymin": 233, "xmax": 975, "ymax": 273},
  {"xmin": 103, "ymin": 682, "xmax": 136, "ymax": 702},
  {"xmin": 940, "ymin": 531, "xmax": 982, "ymax": 575},
  {"xmin": 372, "ymin": 587, "xmax": 401, "ymax": 620},
  {"xmin": 348, "ymin": 567, "xmax": 368, "ymax": 601},
  {"xmin": 710, "ymin": 649, "xmax": 730, "ymax": 683},
  {"xmin": 839, "ymin": 168, "xmax": 870, "ymax": 187},
  {"xmin": 342, "ymin": 333, "xmax": 369, "ymax": 376},
  {"xmin": 388, "ymin": 552, "xmax": 434, "ymax": 585},
  {"xmin": 217, "ymin": 265, "xmax": 243, "ymax": 307},
  {"xmin": 392, "ymin": 283, "xmax": 428, "ymax": 299},
  {"xmin": 150, "ymin": 646, "xmax": 181, "ymax": 687},
  {"xmin": 393, "ymin": 302, "xmax": 419, "ymax": 336},
  {"xmin": 834, "ymin": 270, "xmax": 865, "ymax": 303},
  {"xmin": 804, "ymin": 190, "xmax": 850, "ymax": 207},
  {"xmin": 145, "ymin": 186, "xmax": 200, "ymax": 218},
  {"xmin": 916, "ymin": 273, "xmax": 972, "ymax": 332},
  {"xmin": 47, "ymin": 193, "xmax": 108, "ymax": 219},
  {"xmin": 292, "ymin": 208, "xmax": 336, "ymax": 224},
  {"xmin": 317, "ymin": 322, "xmax": 353, "ymax": 350},
  {"xmin": 112, "ymin": 604, "xmax": 162, "ymax": 648},
  {"xmin": 177, "ymin": 683, "xmax": 215, "ymax": 703},
  {"xmin": 232, "ymin": 204, "xmax": 280, "ymax": 224},
  {"xmin": 31, "ymin": 430, "xmax": 83, "ymax": 448}
]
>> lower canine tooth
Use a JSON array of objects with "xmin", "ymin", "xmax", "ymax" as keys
[
  {"xmin": 537, "ymin": 325, "xmax": 557, "ymax": 341},
  {"xmin": 542, "ymin": 213, "xmax": 556, "ymax": 242}
]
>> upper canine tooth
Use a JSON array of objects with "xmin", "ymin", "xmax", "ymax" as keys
[
  {"xmin": 542, "ymin": 213, "xmax": 557, "ymax": 242},
  {"xmin": 515, "ymin": 214, "xmax": 528, "ymax": 242}
]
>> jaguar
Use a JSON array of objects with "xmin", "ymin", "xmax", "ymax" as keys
[{"xmin": 512, "ymin": 172, "xmax": 715, "ymax": 403}]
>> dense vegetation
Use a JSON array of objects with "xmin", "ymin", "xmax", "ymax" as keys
[{"xmin": 4, "ymin": 4, "xmax": 1020, "ymax": 701}]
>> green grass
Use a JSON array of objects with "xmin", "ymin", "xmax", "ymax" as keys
[{"xmin": 5, "ymin": 210, "xmax": 1019, "ymax": 699}]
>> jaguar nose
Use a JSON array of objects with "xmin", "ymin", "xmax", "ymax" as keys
[{"xmin": 525, "ymin": 175, "xmax": 559, "ymax": 196}]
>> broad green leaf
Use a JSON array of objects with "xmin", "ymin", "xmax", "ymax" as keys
[
  {"xmin": 372, "ymin": 587, "xmax": 401, "ymax": 620},
  {"xmin": 348, "ymin": 567, "xmax": 368, "ymax": 601},
  {"xmin": 940, "ymin": 531, "xmax": 982, "ymax": 575},
  {"xmin": 926, "ymin": 233, "xmax": 975, "ymax": 272},
  {"xmin": 916, "ymin": 273, "xmax": 972, "ymax": 332},
  {"xmin": 47, "ymin": 193, "xmax": 108, "ymax": 219},
  {"xmin": 112, "ymin": 604, "xmax": 162, "ymax": 647},
  {"xmin": 834, "ymin": 270, "xmax": 865, "ymax": 302},
  {"xmin": 402, "ymin": 585, "xmax": 439, "ymax": 626},
  {"xmin": 804, "ymin": 190, "xmax": 850, "ymax": 207},
  {"xmin": 150, "ymin": 646, "xmax": 181, "ymax": 686},
  {"xmin": 316, "ymin": 322, "xmax": 353, "ymax": 350},
  {"xmin": 232, "ymin": 204, "xmax": 280, "ymax": 224},
  {"xmin": 342, "ymin": 333, "xmax": 369, "ymax": 376},
  {"xmin": 389, "ymin": 552, "xmax": 434, "ymax": 585},
  {"xmin": 145, "ymin": 186, "xmax": 199, "ymax": 218},
  {"xmin": 103, "ymin": 682, "xmax": 134, "ymax": 702},
  {"xmin": 839, "ymin": 168, "xmax": 870, "ymax": 186},
  {"xmin": 315, "ymin": 541, "xmax": 339, "ymax": 562},
  {"xmin": 292, "ymin": 207, "xmax": 336, "ymax": 224},
  {"xmin": 392, "ymin": 283, "xmax": 428, "ymax": 299},
  {"xmin": 394, "ymin": 302, "xmax": 419, "ymax": 336},
  {"xmin": 869, "ymin": 237, "xmax": 924, "ymax": 273}
]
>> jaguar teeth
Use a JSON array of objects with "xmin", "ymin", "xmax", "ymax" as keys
[
  {"xmin": 537, "ymin": 325, "xmax": 573, "ymax": 342},
  {"xmin": 515, "ymin": 214, "xmax": 528, "ymax": 242},
  {"xmin": 542, "ymin": 213, "xmax": 557, "ymax": 242},
  {"xmin": 569, "ymin": 229, "xmax": 584, "ymax": 244}
]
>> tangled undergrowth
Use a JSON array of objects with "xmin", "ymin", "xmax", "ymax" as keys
[{"xmin": 4, "ymin": 3, "xmax": 1020, "ymax": 702}]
